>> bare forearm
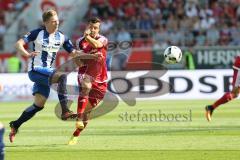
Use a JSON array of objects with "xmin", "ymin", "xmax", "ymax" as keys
[
  {"xmin": 70, "ymin": 50, "xmax": 99, "ymax": 67},
  {"xmin": 70, "ymin": 50, "xmax": 98, "ymax": 60},
  {"xmin": 15, "ymin": 40, "xmax": 29, "ymax": 57},
  {"xmin": 85, "ymin": 35, "xmax": 103, "ymax": 48}
]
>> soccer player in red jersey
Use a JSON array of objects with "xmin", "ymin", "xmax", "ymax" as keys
[
  {"xmin": 68, "ymin": 17, "xmax": 108, "ymax": 145},
  {"xmin": 205, "ymin": 56, "xmax": 240, "ymax": 121}
]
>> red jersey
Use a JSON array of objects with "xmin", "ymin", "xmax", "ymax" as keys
[{"xmin": 76, "ymin": 34, "xmax": 108, "ymax": 83}]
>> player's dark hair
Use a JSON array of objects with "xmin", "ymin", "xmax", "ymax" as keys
[
  {"xmin": 88, "ymin": 17, "xmax": 101, "ymax": 24},
  {"xmin": 42, "ymin": 9, "xmax": 57, "ymax": 22}
]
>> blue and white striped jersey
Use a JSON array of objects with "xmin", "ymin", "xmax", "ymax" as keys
[{"xmin": 22, "ymin": 27, "xmax": 74, "ymax": 71}]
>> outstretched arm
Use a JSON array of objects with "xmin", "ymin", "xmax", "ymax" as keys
[
  {"xmin": 69, "ymin": 49, "xmax": 101, "ymax": 67},
  {"xmin": 69, "ymin": 49, "xmax": 99, "ymax": 60}
]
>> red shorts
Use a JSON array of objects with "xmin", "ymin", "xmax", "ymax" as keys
[
  {"xmin": 80, "ymin": 60, "xmax": 102, "ymax": 81},
  {"xmin": 232, "ymin": 56, "xmax": 240, "ymax": 87},
  {"xmin": 78, "ymin": 75, "xmax": 107, "ymax": 107}
]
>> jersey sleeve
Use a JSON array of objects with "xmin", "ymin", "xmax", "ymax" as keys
[
  {"xmin": 63, "ymin": 36, "xmax": 74, "ymax": 53},
  {"xmin": 98, "ymin": 36, "xmax": 108, "ymax": 47},
  {"xmin": 22, "ymin": 28, "xmax": 42, "ymax": 43}
]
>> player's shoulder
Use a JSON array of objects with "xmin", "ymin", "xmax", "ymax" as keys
[
  {"xmin": 57, "ymin": 30, "xmax": 66, "ymax": 36},
  {"xmin": 97, "ymin": 34, "xmax": 108, "ymax": 40},
  {"xmin": 76, "ymin": 36, "xmax": 85, "ymax": 41},
  {"xmin": 57, "ymin": 30, "xmax": 69, "ymax": 39},
  {"xmin": 97, "ymin": 34, "xmax": 108, "ymax": 46},
  {"xmin": 27, "ymin": 27, "xmax": 44, "ymax": 35},
  {"xmin": 33, "ymin": 27, "xmax": 45, "ymax": 32},
  {"xmin": 75, "ymin": 36, "xmax": 85, "ymax": 49},
  {"xmin": 23, "ymin": 27, "xmax": 44, "ymax": 41},
  {"xmin": 56, "ymin": 30, "xmax": 72, "ymax": 43},
  {"xmin": 76, "ymin": 36, "xmax": 85, "ymax": 43}
]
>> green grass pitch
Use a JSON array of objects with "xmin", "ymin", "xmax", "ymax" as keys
[{"xmin": 1, "ymin": 100, "xmax": 240, "ymax": 160}]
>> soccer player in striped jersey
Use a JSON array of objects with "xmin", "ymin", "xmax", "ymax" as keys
[
  {"xmin": 205, "ymin": 56, "xmax": 240, "ymax": 121},
  {"xmin": 9, "ymin": 9, "xmax": 99, "ymax": 143},
  {"xmin": 68, "ymin": 17, "xmax": 108, "ymax": 145}
]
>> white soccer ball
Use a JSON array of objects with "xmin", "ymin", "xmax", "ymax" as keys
[{"xmin": 164, "ymin": 46, "xmax": 182, "ymax": 64}]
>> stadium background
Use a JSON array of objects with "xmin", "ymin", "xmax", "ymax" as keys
[
  {"xmin": 1, "ymin": 0, "xmax": 240, "ymax": 71},
  {"xmin": 1, "ymin": 0, "xmax": 240, "ymax": 160}
]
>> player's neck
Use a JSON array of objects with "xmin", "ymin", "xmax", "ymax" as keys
[
  {"xmin": 46, "ymin": 28, "xmax": 56, "ymax": 35},
  {"xmin": 47, "ymin": 31, "xmax": 56, "ymax": 35}
]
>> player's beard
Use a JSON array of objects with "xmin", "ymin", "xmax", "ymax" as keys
[{"xmin": 90, "ymin": 33, "xmax": 97, "ymax": 38}]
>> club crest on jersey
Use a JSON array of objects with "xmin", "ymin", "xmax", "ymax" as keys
[{"xmin": 82, "ymin": 43, "xmax": 87, "ymax": 49}]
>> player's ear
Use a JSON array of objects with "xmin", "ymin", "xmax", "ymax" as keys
[
  {"xmin": 43, "ymin": 21, "xmax": 47, "ymax": 26},
  {"xmin": 97, "ymin": 23, "xmax": 101, "ymax": 32}
]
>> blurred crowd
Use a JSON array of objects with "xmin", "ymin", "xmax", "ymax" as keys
[
  {"xmin": 72, "ymin": 0, "xmax": 240, "ymax": 49},
  {"xmin": 1, "ymin": 0, "xmax": 240, "ymax": 72},
  {"xmin": 0, "ymin": 0, "xmax": 31, "ymax": 50}
]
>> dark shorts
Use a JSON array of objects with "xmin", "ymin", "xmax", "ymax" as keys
[{"xmin": 28, "ymin": 67, "xmax": 56, "ymax": 98}]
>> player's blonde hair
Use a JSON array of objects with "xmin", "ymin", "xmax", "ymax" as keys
[{"xmin": 42, "ymin": 9, "xmax": 57, "ymax": 22}]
